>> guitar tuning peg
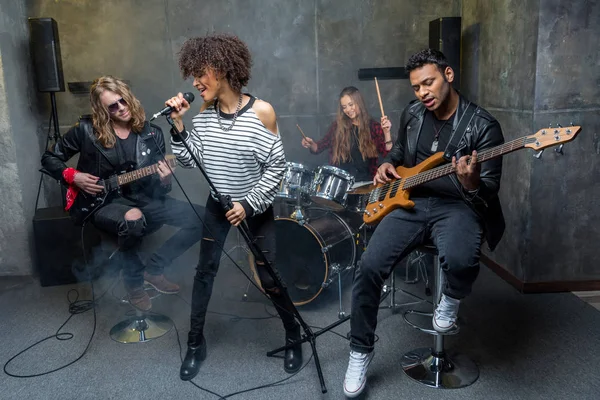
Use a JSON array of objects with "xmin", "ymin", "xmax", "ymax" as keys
[
  {"xmin": 555, "ymin": 144, "xmax": 564, "ymax": 155},
  {"xmin": 557, "ymin": 123, "xmax": 563, "ymax": 128},
  {"xmin": 534, "ymin": 149, "xmax": 544, "ymax": 159}
]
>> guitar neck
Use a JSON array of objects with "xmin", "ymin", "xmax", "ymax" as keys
[
  {"xmin": 116, "ymin": 158, "xmax": 176, "ymax": 186},
  {"xmin": 402, "ymin": 136, "xmax": 528, "ymax": 189}
]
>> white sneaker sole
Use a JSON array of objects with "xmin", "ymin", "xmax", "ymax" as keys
[{"xmin": 432, "ymin": 318, "xmax": 456, "ymax": 333}]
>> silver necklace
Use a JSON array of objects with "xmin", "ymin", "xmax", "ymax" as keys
[
  {"xmin": 431, "ymin": 114, "xmax": 453, "ymax": 152},
  {"xmin": 216, "ymin": 94, "xmax": 244, "ymax": 132}
]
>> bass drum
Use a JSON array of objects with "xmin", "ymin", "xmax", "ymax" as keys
[{"xmin": 249, "ymin": 210, "xmax": 356, "ymax": 306}]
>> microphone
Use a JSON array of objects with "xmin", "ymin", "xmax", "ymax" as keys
[{"xmin": 150, "ymin": 92, "xmax": 195, "ymax": 121}]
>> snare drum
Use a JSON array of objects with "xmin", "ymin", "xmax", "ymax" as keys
[
  {"xmin": 310, "ymin": 165, "xmax": 355, "ymax": 210},
  {"xmin": 276, "ymin": 162, "xmax": 313, "ymax": 203}
]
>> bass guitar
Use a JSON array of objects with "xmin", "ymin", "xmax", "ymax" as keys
[{"xmin": 360, "ymin": 126, "xmax": 581, "ymax": 225}]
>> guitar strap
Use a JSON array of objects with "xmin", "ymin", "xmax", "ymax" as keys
[{"xmin": 443, "ymin": 102, "xmax": 478, "ymax": 161}]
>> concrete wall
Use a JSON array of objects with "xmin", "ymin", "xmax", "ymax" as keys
[
  {"xmin": 25, "ymin": 0, "xmax": 460, "ymax": 169},
  {"xmin": 462, "ymin": 0, "xmax": 540, "ymax": 281},
  {"xmin": 463, "ymin": 0, "xmax": 600, "ymax": 284},
  {"xmin": 4, "ymin": 0, "xmax": 598, "ymax": 285},
  {"xmin": 528, "ymin": 0, "xmax": 600, "ymax": 282},
  {"xmin": 0, "ymin": 1, "xmax": 45, "ymax": 275},
  {"xmin": 1, "ymin": 0, "xmax": 461, "ymax": 275}
]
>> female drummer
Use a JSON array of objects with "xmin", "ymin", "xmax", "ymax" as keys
[{"xmin": 301, "ymin": 86, "xmax": 392, "ymax": 182}]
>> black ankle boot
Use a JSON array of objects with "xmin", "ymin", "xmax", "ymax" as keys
[
  {"xmin": 180, "ymin": 340, "xmax": 207, "ymax": 381},
  {"xmin": 284, "ymin": 326, "xmax": 303, "ymax": 373}
]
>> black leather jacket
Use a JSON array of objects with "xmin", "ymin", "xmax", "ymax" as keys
[
  {"xmin": 41, "ymin": 115, "xmax": 171, "ymax": 212},
  {"xmin": 384, "ymin": 95, "xmax": 505, "ymax": 250}
]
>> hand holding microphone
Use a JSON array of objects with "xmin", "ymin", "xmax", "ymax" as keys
[{"xmin": 151, "ymin": 92, "xmax": 195, "ymax": 121}]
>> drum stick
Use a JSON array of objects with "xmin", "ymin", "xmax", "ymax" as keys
[
  {"xmin": 296, "ymin": 124, "xmax": 308, "ymax": 139},
  {"xmin": 374, "ymin": 77, "xmax": 385, "ymax": 116}
]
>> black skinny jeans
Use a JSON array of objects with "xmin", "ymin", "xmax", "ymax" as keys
[
  {"xmin": 187, "ymin": 196, "xmax": 298, "ymax": 347},
  {"xmin": 350, "ymin": 197, "xmax": 483, "ymax": 353}
]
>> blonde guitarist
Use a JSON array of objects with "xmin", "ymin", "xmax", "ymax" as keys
[
  {"xmin": 41, "ymin": 76, "xmax": 204, "ymax": 311},
  {"xmin": 343, "ymin": 49, "xmax": 505, "ymax": 398}
]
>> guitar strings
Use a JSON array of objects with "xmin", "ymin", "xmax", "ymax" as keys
[{"xmin": 368, "ymin": 136, "xmax": 528, "ymax": 204}]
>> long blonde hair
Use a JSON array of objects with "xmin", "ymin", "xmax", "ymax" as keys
[
  {"xmin": 89, "ymin": 76, "xmax": 145, "ymax": 148},
  {"xmin": 332, "ymin": 86, "xmax": 378, "ymax": 164}
]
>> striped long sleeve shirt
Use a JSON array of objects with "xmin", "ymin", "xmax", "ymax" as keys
[{"xmin": 171, "ymin": 96, "xmax": 286, "ymax": 216}]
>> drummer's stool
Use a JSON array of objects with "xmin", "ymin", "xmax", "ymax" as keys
[
  {"xmin": 90, "ymin": 227, "xmax": 174, "ymax": 344},
  {"xmin": 400, "ymin": 244, "xmax": 479, "ymax": 388}
]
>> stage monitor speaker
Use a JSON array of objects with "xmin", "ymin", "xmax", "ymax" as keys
[
  {"xmin": 429, "ymin": 17, "xmax": 461, "ymax": 90},
  {"xmin": 33, "ymin": 207, "xmax": 101, "ymax": 287},
  {"xmin": 28, "ymin": 17, "xmax": 65, "ymax": 92}
]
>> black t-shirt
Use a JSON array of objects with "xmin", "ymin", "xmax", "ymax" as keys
[
  {"xmin": 114, "ymin": 133, "xmax": 138, "ymax": 197},
  {"xmin": 338, "ymin": 126, "xmax": 371, "ymax": 182},
  {"xmin": 116, "ymin": 133, "xmax": 137, "ymax": 171},
  {"xmin": 411, "ymin": 111, "xmax": 462, "ymax": 199}
]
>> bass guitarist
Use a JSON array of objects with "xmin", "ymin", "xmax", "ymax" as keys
[
  {"xmin": 41, "ymin": 76, "xmax": 203, "ymax": 311},
  {"xmin": 342, "ymin": 49, "xmax": 505, "ymax": 398}
]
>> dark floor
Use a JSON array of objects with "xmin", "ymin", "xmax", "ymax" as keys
[{"xmin": 1, "ymin": 237, "xmax": 600, "ymax": 400}]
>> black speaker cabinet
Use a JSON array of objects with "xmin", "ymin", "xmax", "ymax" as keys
[
  {"xmin": 33, "ymin": 207, "xmax": 100, "ymax": 287},
  {"xmin": 429, "ymin": 17, "xmax": 461, "ymax": 89},
  {"xmin": 28, "ymin": 17, "xmax": 65, "ymax": 92}
]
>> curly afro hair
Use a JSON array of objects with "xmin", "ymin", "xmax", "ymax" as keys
[{"xmin": 178, "ymin": 34, "xmax": 252, "ymax": 93}]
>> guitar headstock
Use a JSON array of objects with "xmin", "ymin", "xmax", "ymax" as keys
[{"xmin": 525, "ymin": 125, "xmax": 581, "ymax": 150}]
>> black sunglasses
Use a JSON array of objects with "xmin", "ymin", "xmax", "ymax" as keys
[{"xmin": 107, "ymin": 98, "xmax": 127, "ymax": 113}]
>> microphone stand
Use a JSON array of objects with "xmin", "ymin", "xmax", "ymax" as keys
[{"xmin": 166, "ymin": 115, "xmax": 349, "ymax": 393}]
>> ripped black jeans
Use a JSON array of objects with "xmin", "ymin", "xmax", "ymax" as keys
[
  {"xmin": 187, "ymin": 196, "xmax": 298, "ymax": 347},
  {"xmin": 92, "ymin": 196, "xmax": 204, "ymax": 288}
]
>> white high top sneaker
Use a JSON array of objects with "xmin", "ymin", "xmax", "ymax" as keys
[
  {"xmin": 433, "ymin": 293, "xmax": 460, "ymax": 332},
  {"xmin": 343, "ymin": 350, "xmax": 374, "ymax": 398}
]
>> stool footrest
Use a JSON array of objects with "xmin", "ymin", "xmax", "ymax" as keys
[
  {"xmin": 403, "ymin": 309, "xmax": 460, "ymax": 336},
  {"xmin": 401, "ymin": 347, "xmax": 479, "ymax": 388}
]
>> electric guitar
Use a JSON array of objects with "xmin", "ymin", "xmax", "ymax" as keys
[
  {"xmin": 361, "ymin": 126, "xmax": 582, "ymax": 225},
  {"xmin": 70, "ymin": 155, "xmax": 177, "ymax": 223}
]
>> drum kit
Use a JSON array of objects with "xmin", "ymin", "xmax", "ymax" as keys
[{"xmin": 247, "ymin": 161, "xmax": 376, "ymax": 318}]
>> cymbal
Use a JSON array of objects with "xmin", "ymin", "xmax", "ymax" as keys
[{"xmin": 348, "ymin": 182, "xmax": 376, "ymax": 194}]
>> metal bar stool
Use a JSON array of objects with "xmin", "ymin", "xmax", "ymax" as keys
[
  {"xmin": 109, "ymin": 307, "xmax": 173, "ymax": 344},
  {"xmin": 400, "ymin": 244, "xmax": 479, "ymax": 388},
  {"xmin": 97, "ymin": 230, "xmax": 174, "ymax": 344},
  {"xmin": 41, "ymin": 168, "xmax": 175, "ymax": 344}
]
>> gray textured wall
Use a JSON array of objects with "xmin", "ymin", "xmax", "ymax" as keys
[
  {"xmin": 0, "ymin": 1, "xmax": 45, "ymax": 275},
  {"xmin": 463, "ymin": 0, "xmax": 600, "ymax": 283},
  {"xmin": 462, "ymin": 0, "xmax": 540, "ymax": 281},
  {"xmin": 2, "ymin": 0, "xmax": 461, "ymax": 275},
  {"xmin": 4, "ymin": 0, "xmax": 598, "ymax": 284},
  {"xmin": 527, "ymin": 0, "xmax": 600, "ymax": 282},
  {"xmin": 25, "ymin": 0, "xmax": 460, "ymax": 171}
]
